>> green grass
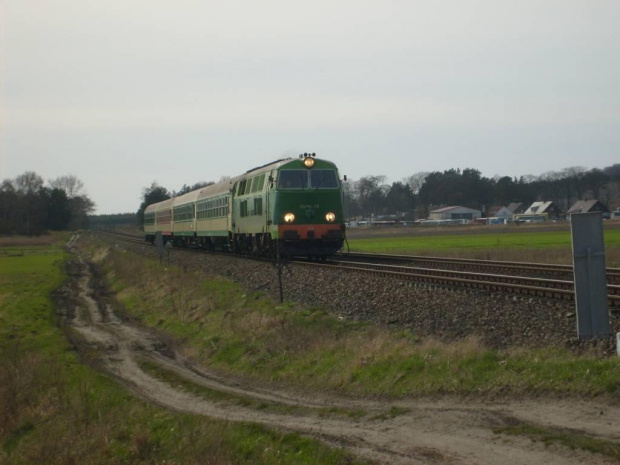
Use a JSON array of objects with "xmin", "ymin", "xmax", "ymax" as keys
[
  {"xmin": 81, "ymin": 236, "xmax": 620, "ymax": 399},
  {"xmin": 340, "ymin": 346, "xmax": 620, "ymax": 396},
  {"xmin": 0, "ymin": 239, "xmax": 367, "ymax": 465},
  {"xmin": 346, "ymin": 228, "xmax": 620, "ymax": 255}
]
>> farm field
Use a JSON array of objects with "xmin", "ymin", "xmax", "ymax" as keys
[{"xmin": 346, "ymin": 224, "xmax": 620, "ymax": 266}]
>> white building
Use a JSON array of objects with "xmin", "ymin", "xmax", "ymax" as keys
[{"xmin": 429, "ymin": 206, "xmax": 482, "ymax": 221}]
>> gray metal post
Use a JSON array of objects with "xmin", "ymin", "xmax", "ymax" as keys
[
  {"xmin": 156, "ymin": 232, "xmax": 164, "ymax": 264},
  {"xmin": 570, "ymin": 212, "xmax": 610, "ymax": 339}
]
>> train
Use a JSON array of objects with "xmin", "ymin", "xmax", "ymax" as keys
[{"xmin": 143, "ymin": 153, "xmax": 346, "ymax": 258}]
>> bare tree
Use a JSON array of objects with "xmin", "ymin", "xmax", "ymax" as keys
[
  {"xmin": 403, "ymin": 172, "xmax": 429, "ymax": 195},
  {"xmin": 49, "ymin": 174, "xmax": 85, "ymax": 199},
  {"xmin": 14, "ymin": 171, "xmax": 44, "ymax": 194},
  {"xmin": 357, "ymin": 175, "xmax": 387, "ymax": 218},
  {"xmin": 561, "ymin": 166, "xmax": 588, "ymax": 203}
]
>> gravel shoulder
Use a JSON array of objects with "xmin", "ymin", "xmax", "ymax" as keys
[{"xmin": 59, "ymin": 235, "xmax": 620, "ymax": 465}]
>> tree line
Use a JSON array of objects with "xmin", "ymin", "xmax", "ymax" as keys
[
  {"xmin": 345, "ymin": 164, "xmax": 620, "ymax": 220},
  {"xmin": 0, "ymin": 172, "xmax": 95, "ymax": 235}
]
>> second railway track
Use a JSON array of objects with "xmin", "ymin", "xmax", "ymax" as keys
[{"xmin": 334, "ymin": 251, "xmax": 620, "ymax": 285}]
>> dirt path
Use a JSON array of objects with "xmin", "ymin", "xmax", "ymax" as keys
[{"xmin": 61, "ymin": 238, "xmax": 620, "ymax": 465}]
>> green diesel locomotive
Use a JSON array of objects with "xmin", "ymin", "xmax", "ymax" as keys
[{"xmin": 144, "ymin": 154, "xmax": 346, "ymax": 257}]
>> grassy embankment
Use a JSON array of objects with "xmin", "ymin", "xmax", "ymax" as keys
[
  {"xmin": 0, "ymin": 236, "xmax": 365, "ymax": 465},
  {"xmin": 346, "ymin": 226, "xmax": 620, "ymax": 266},
  {"xmin": 79, "ymin": 235, "xmax": 620, "ymax": 399}
]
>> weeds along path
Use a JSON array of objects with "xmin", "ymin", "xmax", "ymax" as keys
[{"xmin": 61, "ymin": 238, "xmax": 619, "ymax": 465}]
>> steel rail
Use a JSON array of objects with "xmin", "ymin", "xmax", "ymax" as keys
[
  {"xmin": 326, "ymin": 259, "xmax": 620, "ymax": 295},
  {"xmin": 335, "ymin": 251, "xmax": 620, "ymax": 285},
  {"xmin": 292, "ymin": 259, "xmax": 620, "ymax": 308}
]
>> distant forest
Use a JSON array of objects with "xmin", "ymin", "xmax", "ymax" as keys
[{"xmin": 0, "ymin": 172, "xmax": 95, "ymax": 235}]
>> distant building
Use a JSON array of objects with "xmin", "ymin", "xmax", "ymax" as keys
[
  {"xmin": 429, "ymin": 206, "xmax": 482, "ymax": 221},
  {"xmin": 507, "ymin": 202, "xmax": 526, "ymax": 215},
  {"xmin": 487, "ymin": 205, "xmax": 513, "ymax": 221},
  {"xmin": 566, "ymin": 200, "xmax": 610, "ymax": 219},
  {"xmin": 524, "ymin": 201, "xmax": 562, "ymax": 219}
]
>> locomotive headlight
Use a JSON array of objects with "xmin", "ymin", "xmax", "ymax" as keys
[
  {"xmin": 283, "ymin": 213, "xmax": 295, "ymax": 223},
  {"xmin": 303, "ymin": 157, "xmax": 315, "ymax": 168},
  {"xmin": 325, "ymin": 212, "xmax": 336, "ymax": 222}
]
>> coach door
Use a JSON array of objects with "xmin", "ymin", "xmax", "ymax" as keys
[{"xmin": 266, "ymin": 170, "xmax": 277, "ymax": 230}]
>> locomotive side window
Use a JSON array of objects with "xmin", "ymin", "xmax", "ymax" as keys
[
  {"xmin": 277, "ymin": 170, "xmax": 307, "ymax": 189},
  {"xmin": 254, "ymin": 197, "xmax": 263, "ymax": 215},
  {"xmin": 238, "ymin": 180, "xmax": 247, "ymax": 195},
  {"xmin": 252, "ymin": 174, "xmax": 265, "ymax": 193},
  {"xmin": 310, "ymin": 170, "xmax": 338, "ymax": 189}
]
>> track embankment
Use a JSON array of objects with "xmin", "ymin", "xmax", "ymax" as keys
[{"xmin": 98, "ymin": 232, "xmax": 620, "ymax": 353}]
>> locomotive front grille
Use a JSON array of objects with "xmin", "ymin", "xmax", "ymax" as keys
[
  {"xmin": 326, "ymin": 230, "xmax": 343, "ymax": 239},
  {"xmin": 283, "ymin": 230, "xmax": 300, "ymax": 240}
]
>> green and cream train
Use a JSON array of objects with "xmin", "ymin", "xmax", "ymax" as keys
[{"xmin": 143, "ymin": 154, "xmax": 346, "ymax": 257}]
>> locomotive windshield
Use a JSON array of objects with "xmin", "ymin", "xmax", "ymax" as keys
[
  {"xmin": 310, "ymin": 170, "xmax": 338, "ymax": 188},
  {"xmin": 277, "ymin": 170, "xmax": 307, "ymax": 189},
  {"xmin": 278, "ymin": 170, "xmax": 339, "ymax": 189}
]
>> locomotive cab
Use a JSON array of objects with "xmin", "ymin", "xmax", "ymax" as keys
[{"xmin": 271, "ymin": 154, "xmax": 345, "ymax": 257}]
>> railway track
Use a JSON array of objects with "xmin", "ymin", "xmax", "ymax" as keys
[
  {"xmin": 95, "ymin": 230, "xmax": 620, "ymax": 308},
  {"xmin": 300, "ymin": 258, "xmax": 620, "ymax": 308},
  {"xmin": 334, "ymin": 251, "xmax": 620, "ymax": 285}
]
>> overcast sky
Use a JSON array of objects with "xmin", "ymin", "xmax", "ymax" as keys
[{"xmin": 2, "ymin": 0, "xmax": 619, "ymax": 214}]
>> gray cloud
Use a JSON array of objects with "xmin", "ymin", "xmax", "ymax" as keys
[{"xmin": 2, "ymin": 0, "xmax": 619, "ymax": 213}]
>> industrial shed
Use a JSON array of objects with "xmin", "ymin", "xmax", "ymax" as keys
[{"xmin": 429, "ymin": 206, "xmax": 482, "ymax": 221}]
